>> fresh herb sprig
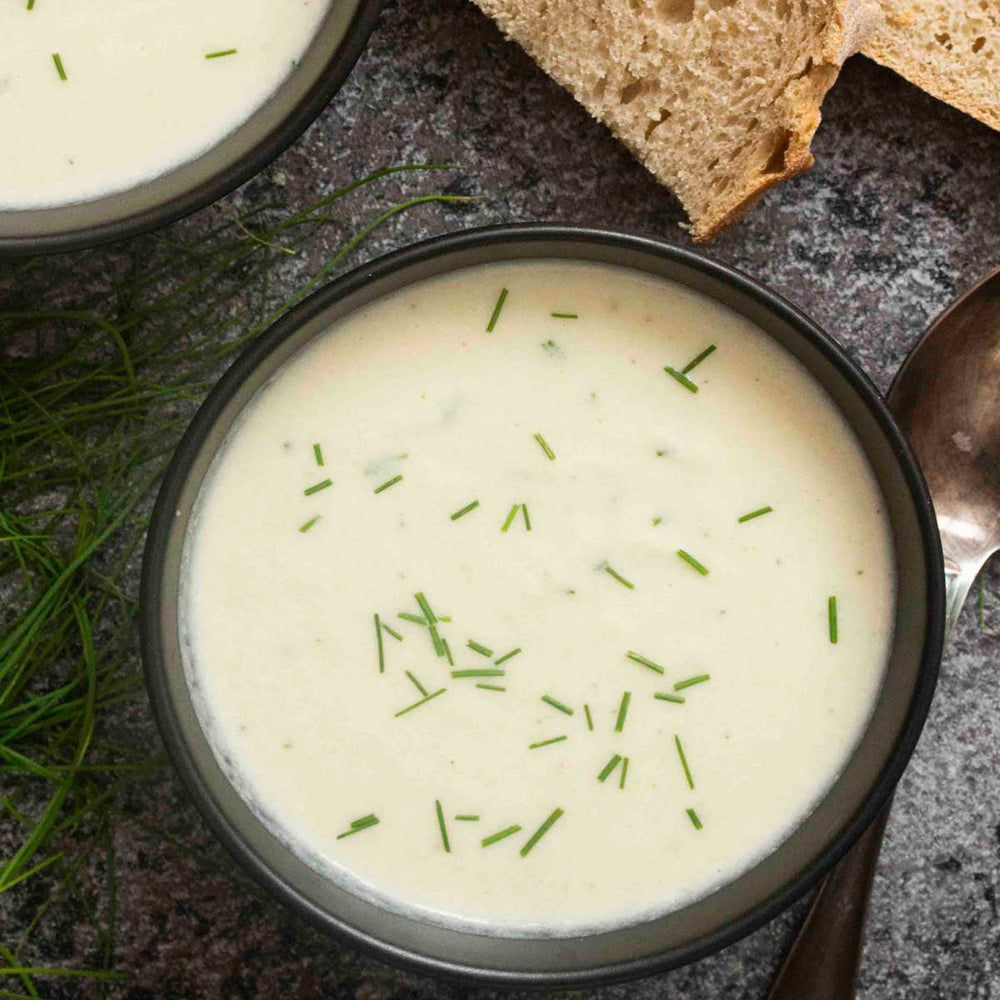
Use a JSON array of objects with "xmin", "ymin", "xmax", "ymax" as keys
[{"xmin": 0, "ymin": 163, "xmax": 470, "ymax": 990}]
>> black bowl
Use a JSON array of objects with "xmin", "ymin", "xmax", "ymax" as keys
[
  {"xmin": 140, "ymin": 225, "xmax": 944, "ymax": 986},
  {"xmin": 0, "ymin": 0, "xmax": 380, "ymax": 256}
]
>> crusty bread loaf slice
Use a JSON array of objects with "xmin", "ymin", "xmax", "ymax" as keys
[
  {"xmin": 472, "ymin": 0, "xmax": 882, "ymax": 240},
  {"xmin": 863, "ymin": 2, "xmax": 1000, "ymax": 132}
]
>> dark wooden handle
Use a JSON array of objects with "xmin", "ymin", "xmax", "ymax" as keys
[{"xmin": 766, "ymin": 802, "xmax": 891, "ymax": 1000}]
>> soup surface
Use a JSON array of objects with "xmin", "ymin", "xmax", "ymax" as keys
[
  {"xmin": 182, "ymin": 261, "xmax": 895, "ymax": 934},
  {"xmin": 0, "ymin": 0, "xmax": 329, "ymax": 209}
]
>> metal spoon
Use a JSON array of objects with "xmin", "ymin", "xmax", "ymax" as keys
[{"xmin": 767, "ymin": 268, "xmax": 1000, "ymax": 999}]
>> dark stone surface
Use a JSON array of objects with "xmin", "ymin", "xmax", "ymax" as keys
[{"xmin": 6, "ymin": 0, "xmax": 1000, "ymax": 996}]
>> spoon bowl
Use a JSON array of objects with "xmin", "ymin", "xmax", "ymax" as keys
[{"xmin": 890, "ymin": 270, "xmax": 1000, "ymax": 634}]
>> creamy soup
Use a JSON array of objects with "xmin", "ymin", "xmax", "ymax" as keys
[
  {"xmin": 181, "ymin": 261, "xmax": 895, "ymax": 934},
  {"xmin": 0, "ymin": 0, "xmax": 329, "ymax": 209}
]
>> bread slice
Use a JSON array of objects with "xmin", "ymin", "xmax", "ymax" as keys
[
  {"xmin": 472, "ymin": 0, "xmax": 882, "ymax": 240},
  {"xmin": 863, "ymin": 2, "xmax": 1000, "ymax": 132}
]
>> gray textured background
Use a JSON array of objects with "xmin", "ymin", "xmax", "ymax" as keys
[{"xmin": 10, "ymin": 0, "xmax": 1000, "ymax": 995}]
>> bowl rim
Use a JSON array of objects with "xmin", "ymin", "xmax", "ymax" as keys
[
  {"xmin": 0, "ymin": 0, "xmax": 381, "ymax": 257},
  {"xmin": 140, "ymin": 223, "xmax": 945, "ymax": 986}
]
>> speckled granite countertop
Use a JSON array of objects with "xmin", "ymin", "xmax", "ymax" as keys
[{"xmin": 6, "ymin": 0, "xmax": 1000, "ymax": 996}]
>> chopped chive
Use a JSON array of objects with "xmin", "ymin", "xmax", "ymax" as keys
[
  {"xmin": 686, "ymin": 808, "xmax": 703, "ymax": 830},
  {"xmin": 494, "ymin": 647, "xmax": 522, "ymax": 666},
  {"xmin": 681, "ymin": 344, "xmax": 716, "ymax": 374},
  {"xmin": 336, "ymin": 815, "xmax": 380, "ymax": 839},
  {"xmin": 528, "ymin": 735, "xmax": 568, "ymax": 750},
  {"xmin": 627, "ymin": 650, "xmax": 665, "ymax": 674},
  {"xmin": 298, "ymin": 515, "xmax": 320, "ymax": 533},
  {"xmin": 374, "ymin": 614, "xmax": 385, "ymax": 674},
  {"xmin": 51, "ymin": 52, "xmax": 67, "ymax": 80},
  {"xmin": 435, "ymin": 799, "xmax": 451, "ymax": 853},
  {"xmin": 533, "ymin": 432, "xmax": 556, "ymax": 461},
  {"xmin": 476, "ymin": 683, "xmax": 506, "ymax": 691},
  {"xmin": 405, "ymin": 670, "xmax": 428, "ymax": 696},
  {"xmin": 381, "ymin": 621, "xmax": 403, "ymax": 642},
  {"xmin": 597, "ymin": 754, "xmax": 622, "ymax": 782},
  {"xmin": 439, "ymin": 615, "xmax": 453, "ymax": 622},
  {"xmin": 654, "ymin": 692, "xmax": 686, "ymax": 704},
  {"xmin": 398, "ymin": 612, "xmax": 427, "ymax": 626},
  {"xmin": 829, "ymin": 596, "xmax": 838, "ymax": 644},
  {"xmin": 414, "ymin": 592, "xmax": 437, "ymax": 624},
  {"xmin": 501, "ymin": 503, "xmax": 520, "ymax": 532},
  {"xmin": 467, "ymin": 639, "xmax": 494, "ymax": 657},
  {"xmin": 619, "ymin": 756, "xmax": 629, "ymax": 790},
  {"xmin": 674, "ymin": 674, "xmax": 710, "ymax": 691},
  {"xmin": 541, "ymin": 694, "xmax": 573, "ymax": 716},
  {"xmin": 455, "ymin": 815, "xmax": 480, "ymax": 822},
  {"xmin": 205, "ymin": 48, "xmax": 238, "ymax": 59},
  {"xmin": 428, "ymin": 623, "xmax": 445, "ymax": 657},
  {"xmin": 27, "ymin": 0, "xmax": 36, "ymax": 9},
  {"xmin": 675, "ymin": 735, "xmax": 694, "ymax": 790},
  {"xmin": 663, "ymin": 366, "xmax": 699, "ymax": 393},
  {"xmin": 482, "ymin": 824, "xmax": 521, "ymax": 847},
  {"xmin": 374, "ymin": 474, "xmax": 403, "ymax": 494},
  {"xmin": 303, "ymin": 478, "xmax": 333, "ymax": 496},
  {"xmin": 451, "ymin": 669, "xmax": 505, "ymax": 678},
  {"xmin": 442, "ymin": 637, "xmax": 454, "ymax": 665},
  {"xmin": 604, "ymin": 564, "xmax": 635, "ymax": 589},
  {"xmin": 738, "ymin": 505, "xmax": 774, "ymax": 523},
  {"xmin": 394, "ymin": 688, "xmax": 447, "ymax": 718},
  {"xmin": 550, "ymin": 312, "xmax": 578, "ymax": 319},
  {"xmin": 615, "ymin": 691, "xmax": 631, "ymax": 733},
  {"xmin": 520, "ymin": 807, "xmax": 563, "ymax": 857},
  {"xmin": 676, "ymin": 550, "xmax": 709, "ymax": 576},
  {"xmin": 584, "ymin": 703, "xmax": 594, "ymax": 731},
  {"xmin": 522, "ymin": 503, "xmax": 532, "ymax": 531},
  {"xmin": 486, "ymin": 287, "xmax": 509, "ymax": 333},
  {"xmin": 652, "ymin": 517, "xmax": 663, "ymax": 526},
  {"xmin": 450, "ymin": 500, "xmax": 480, "ymax": 521},
  {"xmin": 313, "ymin": 443, "xmax": 324, "ymax": 466}
]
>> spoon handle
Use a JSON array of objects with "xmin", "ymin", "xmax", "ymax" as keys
[
  {"xmin": 943, "ymin": 559, "xmax": 985, "ymax": 641},
  {"xmin": 765, "ymin": 803, "xmax": 891, "ymax": 1000}
]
